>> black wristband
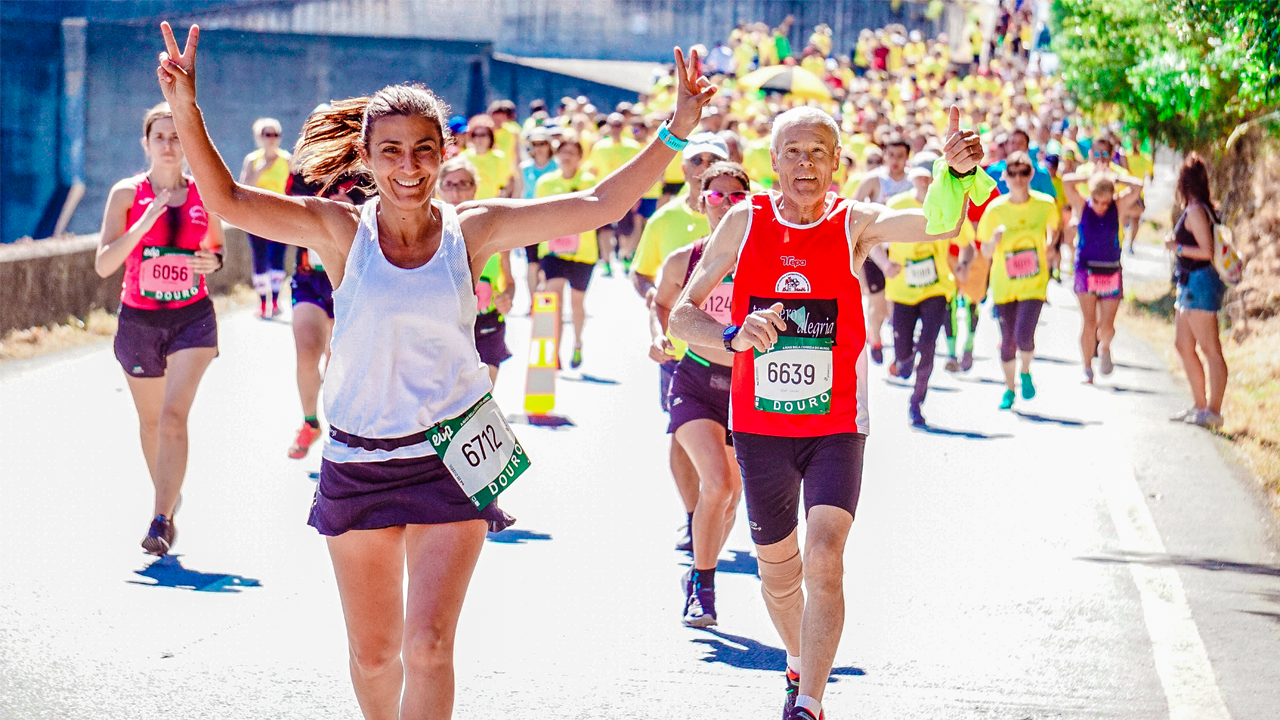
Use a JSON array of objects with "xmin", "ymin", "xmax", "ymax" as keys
[
  {"xmin": 949, "ymin": 166, "xmax": 977, "ymax": 178},
  {"xmin": 213, "ymin": 252, "xmax": 224, "ymax": 271}
]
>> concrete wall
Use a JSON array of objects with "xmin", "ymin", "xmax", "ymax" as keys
[
  {"xmin": 191, "ymin": 0, "xmax": 941, "ymax": 61},
  {"xmin": 1, "ymin": 21, "xmax": 64, "ymax": 245},
  {"xmin": 74, "ymin": 23, "xmax": 492, "ymax": 237},
  {"xmin": 0, "ymin": 224, "xmax": 253, "ymax": 335},
  {"xmin": 488, "ymin": 60, "xmax": 638, "ymax": 119}
]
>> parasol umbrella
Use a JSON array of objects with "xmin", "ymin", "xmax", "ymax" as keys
[{"xmin": 738, "ymin": 65, "xmax": 832, "ymax": 101}]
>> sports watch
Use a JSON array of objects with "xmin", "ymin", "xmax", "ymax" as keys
[{"xmin": 723, "ymin": 324, "xmax": 743, "ymax": 353}]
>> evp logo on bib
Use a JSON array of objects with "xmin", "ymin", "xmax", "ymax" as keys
[{"xmin": 775, "ymin": 272, "xmax": 811, "ymax": 293}]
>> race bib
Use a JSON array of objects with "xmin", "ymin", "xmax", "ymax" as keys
[
  {"xmin": 904, "ymin": 257, "xmax": 939, "ymax": 287},
  {"xmin": 139, "ymin": 246, "xmax": 199, "ymax": 301},
  {"xmin": 548, "ymin": 234, "xmax": 579, "ymax": 255},
  {"xmin": 700, "ymin": 281, "xmax": 734, "ymax": 324},
  {"xmin": 429, "ymin": 394, "xmax": 529, "ymax": 510},
  {"xmin": 755, "ymin": 337, "xmax": 834, "ymax": 414},
  {"xmin": 1005, "ymin": 248, "xmax": 1040, "ymax": 280},
  {"xmin": 1087, "ymin": 270, "xmax": 1121, "ymax": 295},
  {"xmin": 748, "ymin": 296, "xmax": 838, "ymax": 415},
  {"xmin": 476, "ymin": 280, "xmax": 494, "ymax": 312}
]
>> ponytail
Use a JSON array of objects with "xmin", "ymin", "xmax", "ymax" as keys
[
  {"xmin": 294, "ymin": 84, "xmax": 452, "ymax": 194},
  {"xmin": 294, "ymin": 97, "xmax": 369, "ymax": 193}
]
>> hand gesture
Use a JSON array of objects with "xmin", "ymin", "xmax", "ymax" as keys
[
  {"xmin": 495, "ymin": 288, "xmax": 515, "ymax": 316},
  {"xmin": 138, "ymin": 189, "xmax": 172, "ymax": 232},
  {"xmin": 191, "ymin": 249, "xmax": 221, "ymax": 275},
  {"xmin": 884, "ymin": 261, "xmax": 902, "ymax": 278},
  {"xmin": 732, "ymin": 302, "xmax": 787, "ymax": 353},
  {"xmin": 667, "ymin": 47, "xmax": 718, "ymax": 139},
  {"xmin": 156, "ymin": 22, "xmax": 200, "ymax": 107},
  {"xmin": 648, "ymin": 335, "xmax": 676, "ymax": 364},
  {"xmin": 942, "ymin": 106, "xmax": 983, "ymax": 175},
  {"xmin": 990, "ymin": 225, "xmax": 1006, "ymax": 246}
]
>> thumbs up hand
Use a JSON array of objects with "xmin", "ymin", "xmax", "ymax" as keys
[{"xmin": 942, "ymin": 105, "xmax": 983, "ymax": 176}]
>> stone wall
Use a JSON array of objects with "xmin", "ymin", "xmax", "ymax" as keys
[{"xmin": 0, "ymin": 223, "xmax": 253, "ymax": 335}]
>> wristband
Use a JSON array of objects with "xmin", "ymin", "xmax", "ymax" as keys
[
  {"xmin": 949, "ymin": 166, "xmax": 977, "ymax": 178},
  {"xmin": 658, "ymin": 123, "xmax": 689, "ymax": 152}
]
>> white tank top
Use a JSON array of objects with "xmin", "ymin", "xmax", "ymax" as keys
[
  {"xmin": 874, "ymin": 169, "xmax": 914, "ymax": 203},
  {"xmin": 322, "ymin": 198, "xmax": 492, "ymax": 463}
]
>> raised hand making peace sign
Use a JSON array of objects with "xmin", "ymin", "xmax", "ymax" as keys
[
  {"xmin": 666, "ymin": 46, "xmax": 720, "ymax": 140},
  {"xmin": 156, "ymin": 22, "xmax": 199, "ymax": 107}
]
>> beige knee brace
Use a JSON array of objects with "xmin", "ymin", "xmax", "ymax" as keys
[{"xmin": 758, "ymin": 550, "xmax": 804, "ymax": 615}]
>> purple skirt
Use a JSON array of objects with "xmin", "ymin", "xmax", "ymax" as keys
[{"xmin": 308, "ymin": 454, "xmax": 515, "ymax": 536}]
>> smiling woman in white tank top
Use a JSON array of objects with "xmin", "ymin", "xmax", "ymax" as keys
[{"xmin": 155, "ymin": 21, "xmax": 716, "ymax": 718}]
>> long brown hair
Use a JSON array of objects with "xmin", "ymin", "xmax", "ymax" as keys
[
  {"xmin": 294, "ymin": 84, "xmax": 451, "ymax": 193},
  {"xmin": 142, "ymin": 102, "xmax": 173, "ymax": 138},
  {"xmin": 1176, "ymin": 152, "xmax": 1215, "ymax": 212}
]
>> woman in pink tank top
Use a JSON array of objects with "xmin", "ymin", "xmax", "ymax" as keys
[{"xmin": 94, "ymin": 101, "xmax": 225, "ymax": 556}]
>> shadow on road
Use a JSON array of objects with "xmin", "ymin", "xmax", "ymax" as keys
[
  {"xmin": 486, "ymin": 528, "xmax": 552, "ymax": 544},
  {"xmin": 508, "ymin": 413, "xmax": 576, "ymax": 429},
  {"xmin": 913, "ymin": 424, "xmax": 1013, "ymax": 440},
  {"xmin": 1077, "ymin": 551, "xmax": 1280, "ymax": 577},
  {"xmin": 1013, "ymin": 410, "xmax": 1100, "ymax": 428},
  {"xmin": 560, "ymin": 373, "xmax": 620, "ymax": 385},
  {"xmin": 882, "ymin": 379, "xmax": 959, "ymax": 393},
  {"xmin": 690, "ymin": 628, "xmax": 865, "ymax": 680},
  {"xmin": 1103, "ymin": 385, "xmax": 1158, "ymax": 395},
  {"xmin": 953, "ymin": 376, "xmax": 1007, "ymax": 387},
  {"xmin": 129, "ymin": 555, "xmax": 262, "ymax": 593},
  {"xmin": 679, "ymin": 550, "xmax": 759, "ymax": 577}
]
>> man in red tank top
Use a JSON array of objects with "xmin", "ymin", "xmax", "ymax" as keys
[{"xmin": 670, "ymin": 106, "xmax": 987, "ymax": 720}]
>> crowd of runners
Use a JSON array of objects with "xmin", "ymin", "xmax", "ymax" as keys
[{"xmin": 90, "ymin": 7, "xmax": 1235, "ymax": 718}]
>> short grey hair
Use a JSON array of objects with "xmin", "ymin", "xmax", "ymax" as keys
[{"xmin": 770, "ymin": 107, "xmax": 841, "ymax": 154}]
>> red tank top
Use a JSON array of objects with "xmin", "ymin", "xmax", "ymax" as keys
[
  {"xmin": 730, "ymin": 193, "xmax": 869, "ymax": 436},
  {"xmin": 121, "ymin": 175, "xmax": 214, "ymax": 310}
]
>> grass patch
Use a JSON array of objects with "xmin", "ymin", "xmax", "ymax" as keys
[
  {"xmin": 0, "ymin": 285, "xmax": 259, "ymax": 363},
  {"xmin": 1119, "ymin": 280, "xmax": 1280, "ymax": 514}
]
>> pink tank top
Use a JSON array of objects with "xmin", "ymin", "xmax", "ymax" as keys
[{"xmin": 120, "ymin": 175, "xmax": 215, "ymax": 310}]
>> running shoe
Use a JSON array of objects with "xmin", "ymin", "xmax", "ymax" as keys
[
  {"xmin": 141, "ymin": 514, "xmax": 176, "ymax": 556},
  {"xmin": 570, "ymin": 347, "xmax": 583, "ymax": 369},
  {"xmin": 601, "ymin": 261, "xmax": 613, "ymax": 278},
  {"xmin": 681, "ymin": 567, "xmax": 693, "ymax": 597},
  {"xmin": 682, "ymin": 584, "xmax": 717, "ymax": 628},
  {"xmin": 908, "ymin": 402, "xmax": 926, "ymax": 428},
  {"xmin": 675, "ymin": 522, "xmax": 693, "ymax": 552},
  {"xmin": 1083, "ymin": 368, "xmax": 1095, "ymax": 385},
  {"xmin": 1099, "ymin": 348, "xmax": 1115, "ymax": 376},
  {"xmin": 1187, "ymin": 408, "xmax": 1224, "ymax": 430},
  {"xmin": 271, "ymin": 301, "xmax": 282, "ymax": 319},
  {"xmin": 1020, "ymin": 372, "xmax": 1036, "ymax": 400},
  {"xmin": 622, "ymin": 256, "xmax": 633, "ymax": 274},
  {"xmin": 960, "ymin": 349, "xmax": 974, "ymax": 372},
  {"xmin": 999, "ymin": 389, "xmax": 1016, "ymax": 410},
  {"xmin": 945, "ymin": 356, "xmax": 961, "ymax": 373},
  {"xmin": 289, "ymin": 423, "xmax": 323, "ymax": 459},
  {"xmin": 1169, "ymin": 405, "xmax": 1197, "ymax": 422},
  {"xmin": 782, "ymin": 668, "xmax": 800, "ymax": 719},
  {"xmin": 786, "ymin": 706, "xmax": 823, "ymax": 720},
  {"xmin": 869, "ymin": 344, "xmax": 884, "ymax": 365},
  {"xmin": 258, "ymin": 299, "xmax": 270, "ymax": 319}
]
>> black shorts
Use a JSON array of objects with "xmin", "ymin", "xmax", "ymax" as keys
[
  {"xmin": 474, "ymin": 312, "xmax": 512, "ymax": 367},
  {"xmin": 662, "ymin": 182, "xmax": 684, "ymax": 196},
  {"xmin": 732, "ymin": 431, "xmax": 866, "ymax": 546},
  {"xmin": 114, "ymin": 296, "xmax": 218, "ymax": 378},
  {"xmin": 862, "ymin": 262, "xmax": 886, "ymax": 295},
  {"xmin": 540, "ymin": 255, "xmax": 593, "ymax": 292},
  {"xmin": 524, "ymin": 244, "xmax": 541, "ymax": 262},
  {"xmin": 291, "ymin": 269, "xmax": 334, "ymax": 318},
  {"xmin": 659, "ymin": 359, "xmax": 678, "ymax": 413},
  {"xmin": 667, "ymin": 354, "xmax": 732, "ymax": 445}
]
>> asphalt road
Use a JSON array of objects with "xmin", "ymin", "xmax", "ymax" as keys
[{"xmin": 2, "ymin": 251, "xmax": 1278, "ymax": 720}]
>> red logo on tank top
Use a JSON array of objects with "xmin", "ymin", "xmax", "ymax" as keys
[
  {"xmin": 189, "ymin": 206, "xmax": 209, "ymax": 226},
  {"xmin": 775, "ymin": 272, "xmax": 811, "ymax": 293},
  {"xmin": 781, "ymin": 256, "xmax": 807, "ymax": 267}
]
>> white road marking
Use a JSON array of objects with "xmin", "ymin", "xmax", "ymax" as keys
[{"xmin": 1097, "ymin": 435, "xmax": 1232, "ymax": 720}]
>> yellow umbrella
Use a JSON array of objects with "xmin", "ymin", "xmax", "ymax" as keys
[{"xmin": 739, "ymin": 65, "xmax": 832, "ymax": 102}]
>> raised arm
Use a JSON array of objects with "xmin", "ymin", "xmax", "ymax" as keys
[
  {"xmin": 1060, "ymin": 171, "xmax": 1087, "ymax": 215},
  {"xmin": 458, "ymin": 47, "xmax": 716, "ymax": 263},
  {"xmin": 155, "ymin": 23, "xmax": 356, "ymax": 263},
  {"xmin": 670, "ymin": 204, "xmax": 749, "ymax": 349},
  {"xmin": 648, "ymin": 247, "xmax": 690, "ymax": 363},
  {"xmin": 1113, "ymin": 173, "xmax": 1144, "ymax": 214}
]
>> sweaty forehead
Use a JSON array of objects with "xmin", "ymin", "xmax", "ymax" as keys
[{"xmin": 777, "ymin": 121, "xmax": 838, "ymax": 151}]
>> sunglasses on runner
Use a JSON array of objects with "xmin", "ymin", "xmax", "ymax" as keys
[
  {"xmin": 441, "ymin": 180, "xmax": 475, "ymax": 191},
  {"xmin": 260, "ymin": 131, "xmax": 280, "ymax": 138},
  {"xmin": 1005, "ymin": 167, "xmax": 1032, "ymax": 178},
  {"xmin": 702, "ymin": 190, "xmax": 749, "ymax": 207}
]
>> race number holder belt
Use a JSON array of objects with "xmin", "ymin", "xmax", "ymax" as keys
[{"xmin": 329, "ymin": 426, "xmax": 430, "ymax": 451}]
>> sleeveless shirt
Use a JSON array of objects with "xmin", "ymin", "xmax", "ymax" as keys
[
  {"xmin": 729, "ymin": 192, "xmax": 869, "ymax": 437},
  {"xmin": 120, "ymin": 174, "xmax": 213, "ymax": 310},
  {"xmin": 322, "ymin": 198, "xmax": 493, "ymax": 463},
  {"xmin": 1076, "ymin": 199, "xmax": 1120, "ymax": 265}
]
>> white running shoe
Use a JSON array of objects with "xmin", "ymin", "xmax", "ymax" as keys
[
  {"xmin": 1099, "ymin": 348, "xmax": 1115, "ymax": 376},
  {"xmin": 1187, "ymin": 408, "xmax": 1224, "ymax": 430},
  {"xmin": 1169, "ymin": 405, "xmax": 1197, "ymax": 422}
]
